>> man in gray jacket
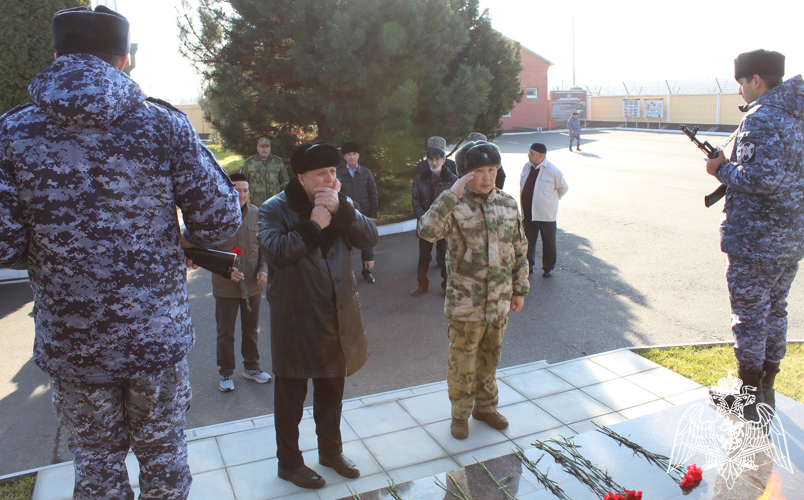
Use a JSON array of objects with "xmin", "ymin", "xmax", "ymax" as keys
[
  {"xmin": 213, "ymin": 173, "xmax": 272, "ymax": 392},
  {"xmin": 705, "ymin": 49, "xmax": 804, "ymax": 421},
  {"xmin": 337, "ymin": 141, "xmax": 379, "ymax": 283},
  {"xmin": 0, "ymin": 6, "xmax": 240, "ymax": 499}
]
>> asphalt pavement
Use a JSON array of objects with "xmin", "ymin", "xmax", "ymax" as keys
[{"xmin": 2, "ymin": 129, "xmax": 802, "ymax": 476}]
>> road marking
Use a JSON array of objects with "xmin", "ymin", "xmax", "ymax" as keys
[
  {"xmin": 506, "ymin": 141, "xmax": 520, "ymax": 144},
  {"xmin": 662, "ymin": 184, "xmax": 697, "ymax": 190}
]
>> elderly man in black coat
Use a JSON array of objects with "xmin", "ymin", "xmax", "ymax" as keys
[{"xmin": 258, "ymin": 143, "xmax": 378, "ymax": 489}]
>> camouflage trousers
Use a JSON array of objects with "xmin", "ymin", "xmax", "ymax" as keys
[
  {"xmin": 726, "ymin": 257, "xmax": 799, "ymax": 371},
  {"xmin": 447, "ymin": 318, "xmax": 508, "ymax": 420},
  {"xmin": 50, "ymin": 359, "xmax": 192, "ymax": 500}
]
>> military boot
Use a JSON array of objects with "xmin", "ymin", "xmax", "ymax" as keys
[
  {"xmin": 761, "ymin": 361, "xmax": 781, "ymax": 413},
  {"xmin": 737, "ymin": 365, "xmax": 764, "ymax": 424}
]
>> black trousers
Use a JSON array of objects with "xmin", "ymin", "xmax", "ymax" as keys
[
  {"xmin": 274, "ymin": 376, "xmax": 345, "ymax": 469},
  {"xmin": 417, "ymin": 237, "xmax": 446, "ymax": 288},
  {"xmin": 215, "ymin": 295, "xmax": 261, "ymax": 376},
  {"xmin": 524, "ymin": 220, "xmax": 557, "ymax": 272}
]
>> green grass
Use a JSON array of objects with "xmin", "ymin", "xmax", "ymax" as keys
[
  {"xmin": 207, "ymin": 143, "xmax": 245, "ymax": 175},
  {"xmin": 0, "ymin": 475, "xmax": 35, "ymax": 500},
  {"xmin": 635, "ymin": 343, "xmax": 804, "ymax": 403}
]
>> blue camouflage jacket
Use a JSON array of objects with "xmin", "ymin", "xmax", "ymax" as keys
[
  {"xmin": 716, "ymin": 75, "xmax": 804, "ymax": 266},
  {"xmin": 567, "ymin": 116, "xmax": 581, "ymax": 134},
  {"xmin": 0, "ymin": 54, "xmax": 241, "ymax": 383}
]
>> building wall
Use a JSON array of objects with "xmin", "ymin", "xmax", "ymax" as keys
[
  {"xmin": 587, "ymin": 94, "xmax": 745, "ymax": 126},
  {"xmin": 175, "ymin": 104, "xmax": 212, "ymax": 135},
  {"xmin": 500, "ymin": 50, "xmax": 551, "ymax": 130}
]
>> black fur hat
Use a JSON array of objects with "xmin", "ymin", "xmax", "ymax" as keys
[
  {"xmin": 290, "ymin": 143, "xmax": 313, "ymax": 175},
  {"xmin": 456, "ymin": 141, "xmax": 501, "ymax": 176},
  {"xmin": 341, "ymin": 141, "xmax": 360, "ymax": 155},
  {"xmin": 53, "ymin": 6, "xmax": 130, "ymax": 56},
  {"xmin": 299, "ymin": 143, "xmax": 341, "ymax": 174},
  {"xmin": 734, "ymin": 49, "xmax": 785, "ymax": 81}
]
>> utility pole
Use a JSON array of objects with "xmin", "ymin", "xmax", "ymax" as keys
[{"xmin": 572, "ymin": 18, "xmax": 576, "ymax": 88}]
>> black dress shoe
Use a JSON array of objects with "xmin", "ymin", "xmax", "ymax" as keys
[
  {"xmin": 364, "ymin": 272, "xmax": 376, "ymax": 284},
  {"xmin": 320, "ymin": 453, "xmax": 360, "ymax": 478},
  {"xmin": 542, "ymin": 268, "xmax": 553, "ymax": 277},
  {"xmin": 277, "ymin": 464, "xmax": 326, "ymax": 489},
  {"xmin": 410, "ymin": 286, "xmax": 428, "ymax": 297}
]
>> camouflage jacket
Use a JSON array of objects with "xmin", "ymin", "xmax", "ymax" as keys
[
  {"xmin": 715, "ymin": 75, "xmax": 804, "ymax": 266},
  {"xmin": 0, "ymin": 54, "xmax": 241, "ymax": 383},
  {"xmin": 240, "ymin": 154, "xmax": 288, "ymax": 206},
  {"xmin": 567, "ymin": 116, "xmax": 581, "ymax": 134},
  {"xmin": 418, "ymin": 186, "xmax": 529, "ymax": 322}
]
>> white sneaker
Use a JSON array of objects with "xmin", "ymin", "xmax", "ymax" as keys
[
  {"xmin": 244, "ymin": 369, "xmax": 273, "ymax": 384},
  {"xmin": 219, "ymin": 375, "xmax": 235, "ymax": 392}
]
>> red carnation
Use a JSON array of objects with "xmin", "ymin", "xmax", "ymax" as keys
[
  {"xmin": 625, "ymin": 490, "xmax": 642, "ymax": 500},
  {"xmin": 231, "ymin": 246, "xmax": 244, "ymax": 256},
  {"xmin": 680, "ymin": 463, "xmax": 703, "ymax": 488},
  {"xmin": 603, "ymin": 493, "xmax": 625, "ymax": 500}
]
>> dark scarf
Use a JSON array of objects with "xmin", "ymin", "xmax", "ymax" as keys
[{"xmin": 285, "ymin": 176, "xmax": 356, "ymax": 255}]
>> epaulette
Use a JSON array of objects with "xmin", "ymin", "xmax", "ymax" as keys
[
  {"xmin": 145, "ymin": 97, "xmax": 186, "ymax": 116},
  {"xmin": 0, "ymin": 103, "xmax": 35, "ymax": 122}
]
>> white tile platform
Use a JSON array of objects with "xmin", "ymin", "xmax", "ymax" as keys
[{"xmin": 26, "ymin": 348, "xmax": 710, "ymax": 500}]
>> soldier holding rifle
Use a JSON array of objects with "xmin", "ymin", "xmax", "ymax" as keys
[{"xmin": 703, "ymin": 49, "xmax": 804, "ymax": 422}]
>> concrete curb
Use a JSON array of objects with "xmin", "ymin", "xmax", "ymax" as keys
[{"xmin": 628, "ymin": 339, "xmax": 804, "ymax": 351}]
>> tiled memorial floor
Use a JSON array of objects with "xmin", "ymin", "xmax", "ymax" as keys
[{"xmin": 22, "ymin": 348, "xmax": 804, "ymax": 500}]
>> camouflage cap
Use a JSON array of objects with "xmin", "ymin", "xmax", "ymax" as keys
[
  {"xmin": 427, "ymin": 136, "xmax": 447, "ymax": 150},
  {"xmin": 257, "ymin": 137, "xmax": 271, "ymax": 146}
]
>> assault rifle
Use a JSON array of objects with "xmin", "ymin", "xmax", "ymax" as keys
[
  {"xmin": 680, "ymin": 125, "xmax": 727, "ymax": 207},
  {"xmin": 183, "ymin": 247, "xmax": 236, "ymax": 279}
]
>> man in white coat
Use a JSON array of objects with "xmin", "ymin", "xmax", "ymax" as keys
[{"xmin": 519, "ymin": 143, "xmax": 569, "ymax": 277}]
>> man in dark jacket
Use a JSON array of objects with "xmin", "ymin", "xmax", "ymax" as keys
[
  {"xmin": 415, "ymin": 134, "xmax": 506, "ymax": 189},
  {"xmin": 411, "ymin": 147, "xmax": 458, "ymax": 296},
  {"xmin": 337, "ymin": 141, "xmax": 379, "ymax": 283},
  {"xmin": 259, "ymin": 143, "xmax": 378, "ymax": 489},
  {"xmin": 0, "ymin": 7, "xmax": 241, "ymax": 499}
]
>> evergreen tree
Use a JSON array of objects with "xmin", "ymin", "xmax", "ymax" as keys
[
  {"xmin": 0, "ymin": 0, "xmax": 90, "ymax": 114},
  {"xmin": 449, "ymin": 0, "xmax": 524, "ymax": 141},
  {"xmin": 180, "ymin": 0, "xmax": 522, "ymax": 171}
]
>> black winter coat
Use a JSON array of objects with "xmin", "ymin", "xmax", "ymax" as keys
[
  {"xmin": 258, "ymin": 178, "xmax": 378, "ymax": 378},
  {"xmin": 412, "ymin": 167, "xmax": 458, "ymax": 218},
  {"xmin": 337, "ymin": 164, "xmax": 378, "ymax": 218}
]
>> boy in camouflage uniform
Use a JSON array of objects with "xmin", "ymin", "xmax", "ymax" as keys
[
  {"xmin": 240, "ymin": 137, "xmax": 289, "ymax": 206},
  {"xmin": 419, "ymin": 140, "xmax": 529, "ymax": 439},
  {"xmin": 705, "ymin": 49, "xmax": 804, "ymax": 421},
  {"xmin": 0, "ymin": 7, "xmax": 241, "ymax": 499}
]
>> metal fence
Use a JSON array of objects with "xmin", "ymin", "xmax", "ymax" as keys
[{"xmin": 553, "ymin": 79, "xmax": 741, "ymax": 96}]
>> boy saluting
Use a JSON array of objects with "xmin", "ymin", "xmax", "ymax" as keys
[{"xmin": 418, "ymin": 140, "xmax": 529, "ymax": 439}]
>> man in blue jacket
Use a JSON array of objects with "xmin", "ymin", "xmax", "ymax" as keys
[
  {"xmin": 705, "ymin": 49, "xmax": 804, "ymax": 421},
  {"xmin": 0, "ymin": 7, "xmax": 240, "ymax": 499}
]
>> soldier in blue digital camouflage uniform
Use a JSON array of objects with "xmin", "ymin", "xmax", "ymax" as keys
[
  {"xmin": 705, "ymin": 49, "xmax": 804, "ymax": 422},
  {"xmin": 0, "ymin": 6, "xmax": 241, "ymax": 499}
]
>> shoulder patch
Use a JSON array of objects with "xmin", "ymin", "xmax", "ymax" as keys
[
  {"xmin": 145, "ymin": 97, "xmax": 186, "ymax": 116},
  {"xmin": 737, "ymin": 141, "xmax": 756, "ymax": 163}
]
